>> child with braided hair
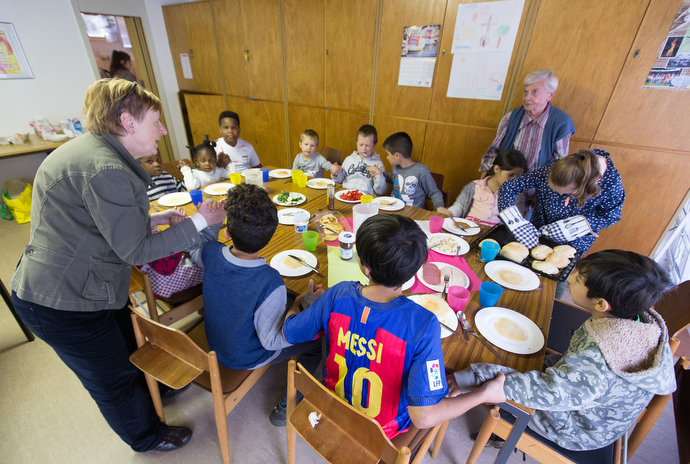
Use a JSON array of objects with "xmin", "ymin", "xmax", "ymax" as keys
[{"xmin": 179, "ymin": 135, "xmax": 234, "ymax": 190}]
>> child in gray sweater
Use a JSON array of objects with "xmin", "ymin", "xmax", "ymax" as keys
[{"xmin": 291, "ymin": 129, "xmax": 342, "ymax": 178}]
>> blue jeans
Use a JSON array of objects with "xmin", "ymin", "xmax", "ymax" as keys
[{"xmin": 12, "ymin": 292, "xmax": 167, "ymax": 452}]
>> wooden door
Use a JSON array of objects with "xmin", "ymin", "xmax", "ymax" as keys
[
  {"xmin": 213, "ymin": 0, "xmax": 250, "ymax": 98},
  {"xmin": 162, "ymin": 4, "xmax": 196, "ymax": 92},
  {"xmin": 375, "ymin": 0, "xmax": 446, "ymax": 119},
  {"xmin": 284, "ymin": 0, "xmax": 325, "ymax": 106},
  {"xmin": 240, "ymin": 0, "xmax": 284, "ymax": 102},
  {"xmin": 325, "ymin": 0, "xmax": 377, "ymax": 111}
]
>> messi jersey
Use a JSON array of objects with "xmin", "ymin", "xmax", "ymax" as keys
[{"xmin": 284, "ymin": 281, "xmax": 448, "ymax": 438}]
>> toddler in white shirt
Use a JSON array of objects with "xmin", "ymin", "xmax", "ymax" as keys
[{"xmin": 179, "ymin": 135, "xmax": 234, "ymax": 190}]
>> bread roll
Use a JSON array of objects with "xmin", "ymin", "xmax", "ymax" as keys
[
  {"xmin": 530, "ymin": 244, "xmax": 553, "ymax": 260},
  {"xmin": 499, "ymin": 242, "xmax": 529, "ymax": 263},
  {"xmin": 480, "ymin": 238, "xmax": 499, "ymax": 248},
  {"xmin": 532, "ymin": 260, "xmax": 559, "ymax": 275},
  {"xmin": 554, "ymin": 245, "xmax": 577, "ymax": 259},
  {"xmin": 545, "ymin": 251, "xmax": 570, "ymax": 269}
]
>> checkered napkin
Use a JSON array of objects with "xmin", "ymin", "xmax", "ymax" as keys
[
  {"xmin": 539, "ymin": 215, "xmax": 593, "ymax": 244},
  {"xmin": 499, "ymin": 205, "xmax": 540, "ymax": 249},
  {"xmin": 137, "ymin": 256, "xmax": 204, "ymax": 298}
]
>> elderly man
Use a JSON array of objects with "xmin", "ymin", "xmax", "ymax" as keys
[{"xmin": 480, "ymin": 69, "xmax": 575, "ymax": 174}]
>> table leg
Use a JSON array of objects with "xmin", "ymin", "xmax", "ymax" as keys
[{"xmin": 493, "ymin": 402, "xmax": 532, "ymax": 464}]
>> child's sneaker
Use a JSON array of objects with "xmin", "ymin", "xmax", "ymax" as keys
[
  {"xmin": 470, "ymin": 432, "xmax": 505, "ymax": 449},
  {"xmin": 269, "ymin": 399, "xmax": 287, "ymax": 427}
]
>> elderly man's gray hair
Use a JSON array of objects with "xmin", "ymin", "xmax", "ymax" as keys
[{"xmin": 524, "ymin": 69, "xmax": 558, "ymax": 93}]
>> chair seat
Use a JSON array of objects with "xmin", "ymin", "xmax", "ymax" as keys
[
  {"xmin": 129, "ymin": 343, "xmax": 202, "ymax": 390},
  {"xmin": 159, "ymin": 283, "xmax": 203, "ymax": 305},
  {"xmin": 289, "ymin": 398, "xmax": 383, "ymax": 464}
]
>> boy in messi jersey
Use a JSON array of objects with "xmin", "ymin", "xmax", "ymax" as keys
[{"xmin": 282, "ymin": 214, "xmax": 505, "ymax": 439}]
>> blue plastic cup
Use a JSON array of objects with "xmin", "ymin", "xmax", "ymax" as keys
[
  {"xmin": 480, "ymin": 241, "xmax": 500, "ymax": 262},
  {"xmin": 260, "ymin": 168, "xmax": 270, "ymax": 182},
  {"xmin": 479, "ymin": 282, "xmax": 503, "ymax": 307},
  {"xmin": 190, "ymin": 189, "xmax": 203, "ymax": 206}
]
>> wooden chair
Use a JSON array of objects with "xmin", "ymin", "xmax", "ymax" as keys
[
  {"xmin": 129, "ymin": 313, "xmax": 270, "ymax": 464},
  {"xmin": 162, "ymin": 160, "xmax": 184, "ymax": 182},
  {"xmin": 286, "ymin": 360, "xmax": 447, "ymax": 464},
  {"xmin": 321, "ymin": 146, "xmax": 343, "ymax": 165},
  {"xmin": 129, "ymin": 265, "xmax": 203, "ymax": 326},
  {"xmin": 673, "ymin": 356, "xmax": 690, "ymax": 464},
  {"xmin": 425, "ymin": 172, "xmax": 449, "ymax": 210}
]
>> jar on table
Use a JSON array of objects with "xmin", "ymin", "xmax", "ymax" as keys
[
  {"xmin": 338, "ymin": 232, "xmax": 355, "ymax": 260},
  {"xmin": 294, "ymin": 211, "xmax": 309, "ymax": 233}
]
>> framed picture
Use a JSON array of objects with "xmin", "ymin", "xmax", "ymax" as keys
[{"xmin": 0, "ymin": 22, "xmax": 34, "ymax": 79}]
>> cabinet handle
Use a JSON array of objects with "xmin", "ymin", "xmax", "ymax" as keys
[
  {"xmin": 244, "ymin": 49, "xmax": 249, "ymax": 61},
  {"xmin": 189, "ymin": 49, "xmax": 194, "ymax": 58}
]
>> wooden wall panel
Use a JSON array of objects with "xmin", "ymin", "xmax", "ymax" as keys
[
  {"xmin": 514, "ymin": 0, "xmax": 649, "ymax": 141},
  {"xmin": 372, "ymin": 115, "xmax": 427, "ymax": 173},
  {"xmin": 586, "ymin": 144, "xmax": 690, "ymax": 256},
  {"xmin": 325, "ymin": 0, "xmax": 377, "ymax": 111},
  {"xmin": 324, "ymin": 110, "xmax": 370, "ymax": 156},
  {"xmin": 375, "ymin": 0, "xmax": 446, "ymax": 119},
  {"xmin": 422, "ymin": 123, "xmax": 497, "ymax": 200},
  {"xmin": 596, "ymin": 0, "xmax": 690, "ymax": 151},
  {"xmin": 244, "ymin": 100, "xmax": 288, "ymax": 168},
  {"xmin": 428, "ymin": 0, "xmax": 532, "ymax": 127},
  {"xmin": 184, "ymin": 1, "xmax": 223, "ymax": 94},
  {"xmin": 241, "ymin": 0, "xmax": 285, "ymax": 102},
  {"xmin": 162, "ymin": 4, "xmax": 196, "ymax": 92},
  {"xmin": 284, "ymin": 0, "xmax": 325, "ymax": 106},
  {"xmin": 182, "ymin": 94, "xmax": 226, "ymax": 152},
  {"xmin": 213, "ymin": 0, "xmax": 250, "ymax": 97},
  {"xmin": 287, "ymin": 105, "xmax": 326, "ymax": 163}
]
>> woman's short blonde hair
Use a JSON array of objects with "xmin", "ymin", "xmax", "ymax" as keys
[
  {"xmin": 83, "ymin": 78, "xmax": 162, "ymax": 135},
  {"xmin": 549, "ymin": 149, "xmax": 602, "ymax": 207}
]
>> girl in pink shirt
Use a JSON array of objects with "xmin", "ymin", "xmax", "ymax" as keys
[{"xmin": 439, "ymin": 150, "xmax": 526, "ymax": 225}]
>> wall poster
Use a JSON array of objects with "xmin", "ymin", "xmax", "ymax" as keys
[
  {"xmin": 0, "ymin": 22, "xmax": 33, "ymax": 79},
  {"xmin": 644, "ymin": 0, "xmax": 690, "ymax": 89}
]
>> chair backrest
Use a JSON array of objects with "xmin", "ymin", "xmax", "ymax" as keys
[
  {"xmin": 129, "ymin": 312, "xmax": 208, "ymax": 389},
  {"xmin": 425, "ymin": 171, "xmax": 449, "ymax": 210},
  {"xmin": 162, "ymin": 160, "xmax": 184, "ymax": 182},
  {"xmin": 654, "ymin": 280, "xmax": 690, "ymax": 340},
  {"xmin": 321, "ymin": 146, "xmax": 343, "ymax": 165},
  {"xmin": 288, "ymin": 360, "xmax": 410, "ymax": 464}
]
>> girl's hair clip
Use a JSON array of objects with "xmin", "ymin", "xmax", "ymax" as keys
[{"xmin": 573, "ymin": 154, "xmax": 585, "ymax": 160}]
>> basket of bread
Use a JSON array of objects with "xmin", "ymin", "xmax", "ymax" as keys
[{"xmin": 472, "ymin": 225, "xmax": 582, "ymax": 281}]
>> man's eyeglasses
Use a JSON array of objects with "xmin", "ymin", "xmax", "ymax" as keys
[{"xmin": 118, "ymin": 81, "xmax": 139, "ymax": 119}]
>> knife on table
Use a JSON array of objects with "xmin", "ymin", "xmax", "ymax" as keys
[{"xmin": 287, "ymin": 254, "xmax": 321, "ymax": 274}]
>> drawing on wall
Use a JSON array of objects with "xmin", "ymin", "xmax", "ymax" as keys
[
  {"xmin": 398, "ymin": 24, "xmax": 441, "ymax": 88},
  {"xmin": 447, "ymin": 0, "xmax": 524, "ymax": 101},
  {"xmin": 0, "ymin": 22, "xmax": 33, "ymax": 79},
  {"xmin": 644, "ymin": 0, "xmax": 690, "ymax": 90}
]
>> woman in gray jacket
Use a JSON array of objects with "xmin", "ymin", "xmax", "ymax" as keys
[{"xmin": 10, "ymin": 78, "xmax": 225, "ymax": 453}]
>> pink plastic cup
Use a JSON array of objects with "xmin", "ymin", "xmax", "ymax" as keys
[
  {"xmin": 429, "ymin": 216, "xmax": 444, "ymax": 234},
  {"xmin": 447, "ymin": 286, "xmax": 470, "ymax": 313}
]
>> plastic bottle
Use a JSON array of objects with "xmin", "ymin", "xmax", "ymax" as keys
[{"xmin": 327, "ymin": 184, "xmax": 335, "ymax": 210}]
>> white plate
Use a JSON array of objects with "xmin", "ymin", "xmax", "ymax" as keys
[
  {"xmin": 306, "ymin": 178, "xmax": 335, "ymax": 189},
  {"xmin": 158, "ymin": 192, "xmax": 191, "ymax": 207},
  {"xmin": 273, "ymin": 192, "xmax": 306, "ymax": 207},
  {"xmin": 428, "ymin": 233, "xmax": 470, "ymax": 256},
  {"xmin": 269, "ymin": 169, "xmax": 292, "ymax": 179},
  {"xmin": 485, "ymin": 261, "xmax": 540, "ymax": 291},
  {"xmin": 204, "ymin": 183, "xmax": 234, "ymax": 196},
  {"xmin": 270, "ymin": 250, "xmax": 318, "ymax": 277},
  {"xmin": 402, "ymin": 275, "xmax": 415, "ymax": 291},
  {"xmin": 335, "ymin": 189, "xmax": 363, "ymax": 203},
  {"xmin": 277, "ymin": 208, "xmax": 309, "ymax": 226},
  {"xmin": 442, "ymin": 217, "xmax": 481, "ymax": 236},
  {"xmin": 474, "ymin": 307, "xmax": 545, "ymax": 354},
  {"xmin": 408, "ymin": 295, "xmax": 459, "ymax": 339},
  {"xmin": 372, "ymin": 196, "xmax": 405, "ymax": 211},
  {"xmin": 415, "ymin": 262, "xmax": 469, "ymax": 291}
]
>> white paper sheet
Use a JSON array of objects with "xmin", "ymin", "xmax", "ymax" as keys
[{"xmin": 180, "ymin": 53, "xmax": 193, "ymax": 79}]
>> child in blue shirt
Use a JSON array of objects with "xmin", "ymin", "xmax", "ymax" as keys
[{"xmin": 282, "ymin": 214, "xmax": 505, "ymax": 438}]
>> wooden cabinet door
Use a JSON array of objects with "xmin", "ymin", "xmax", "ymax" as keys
[
  {"xmin": 182, "ymin": 94, "xmax": 226, "ymax": 150},
  {"xmin": 325, "ymin": 110, "xmax": 370, "ymax": 155},
  {"xmin": 325, "ymin": 0, "xmax": 377, "ymax": 111},
  {"xmin": 185, "ymin": 1, "xmax": 223, "ymax": 94},
  {"xmin": 284, "ymin": 0, "xmax": 325, "ymax": 106},
  {"xmin": 213, "ymin": 0, "xmax": 250, "ymax": 98},
  {"xmin": 162, "ymin": 3, "xmax": 196, "ymax": 92},
  {"xmin": 241, "ymin": 0, "xmax": 284, "ymax": 102},
  {"xmin": 375, "ymin": 0, "xmax": 446, "ymax": 119}
]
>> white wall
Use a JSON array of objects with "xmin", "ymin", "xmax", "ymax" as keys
[{"xmin": 0, "ymin": 0, "xmax": 194, "ymax": 175}]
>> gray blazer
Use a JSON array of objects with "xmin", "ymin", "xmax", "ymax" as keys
[{"xmin": 11, "ymin": 133, "xmax": 202, "ymax": 311}]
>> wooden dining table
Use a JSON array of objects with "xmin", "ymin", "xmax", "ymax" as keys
[{"xmin": 154, "ymin": 167, "xmax": 558, "ymax": 464}]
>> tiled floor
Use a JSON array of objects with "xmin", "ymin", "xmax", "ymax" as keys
[{"xmin": 0, "ymin": 217, "xmax": 680, "ymax": 463}]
